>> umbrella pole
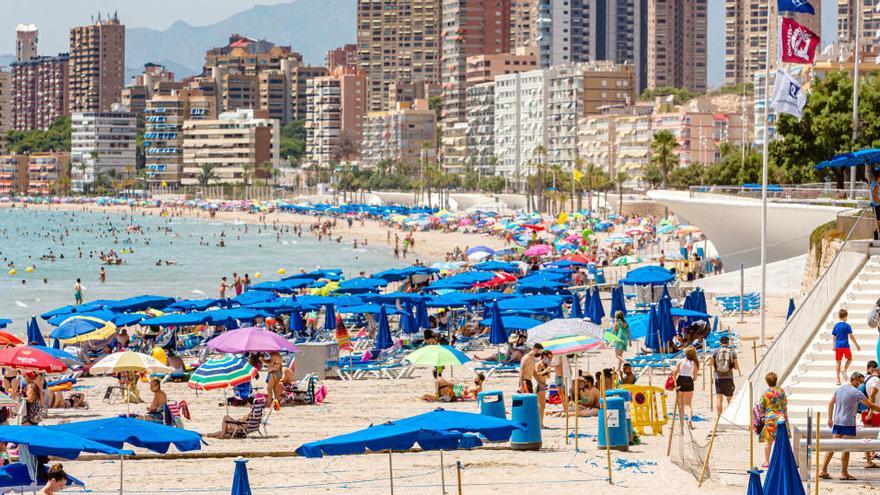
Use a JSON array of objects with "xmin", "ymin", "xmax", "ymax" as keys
[
  {"xmin": 600, "ymin": 375, "xmax": 612, "ymax": 485},
  {"xmin": 748, "ymin": 382, "xmax": 753, "ymax": 469},
  {"xmin": 388, "ymin": 450, "xmax": 395, "ymax": 495},
  {"xmin": 814, "ymin": 411, "xmax": 820, "ymax": 495},
  {"xmin": 574, "ymin": 354, "xmax": 579, "ymax": 451},
  {"xmin": 119, "ymin": 454, "xmax": 124, "ymax": 495},
  {"xmin": 440, "ymin": 450, "xmax": 446, "ymax": 495}
]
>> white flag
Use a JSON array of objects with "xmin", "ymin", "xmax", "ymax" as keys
[{"xmin": 770, "ymin": 69, "xmax": 807, "ymax": 120}]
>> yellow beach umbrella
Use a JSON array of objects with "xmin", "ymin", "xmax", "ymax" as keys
[{"xmin": 89, "ymin": 351, "xmax": 174, "ymax": 375}]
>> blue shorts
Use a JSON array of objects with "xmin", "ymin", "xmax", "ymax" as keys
[{"xmin": 832, "ymin": 424, "xmax": 857, "ymax": 436}]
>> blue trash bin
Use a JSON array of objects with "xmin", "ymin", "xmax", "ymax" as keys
[
  {"xmin": 510, "ymin": 393, "xmax": 541, "ymax": 450},
  {"xmin": 606, "ymin": 389, "xmax": 633, "ymax": 443},
  {"xmin": 594, "ymin": 269, "xmax": 606, "ymax": 285},
  {"xmin": 478, "ymin": 390, "xmax": 506, "ymax": 420},
  {"xmin": 597, "ymin": 396, "xmax": 629, "ymax": 451}
]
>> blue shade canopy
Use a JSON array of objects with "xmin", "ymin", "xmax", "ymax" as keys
[
  {"xmin": 373, "ymin": 266, "xmax": 438, "ymax": 282},
  {"xmin": 26, "ymin": 317, "xmax": 46, "ymax": 347},
  {"xmin": 231, "ymin": 458, "xmax": 253, "ymax": 495},
  {"xmin": 48, "ymin": 310, "xmax": 141, "ymax": 328},
  {"xmin": 0, "ymin": 425, "xmax": 132, "ymax": 459},
  {"xmin": 479, "ymin": 315, "xmax": 542, "ymax": 331},
  {"xmin": 401, "ymin": 304, "xmax": 418, "ymax": 335},
  {"xmin": 295, "ymin": 408, "xmax": 524, "ymax": 458},
  {"xmin": 472, "ymin": 261, "xmax": 521, "ymax": 273},
  {"xmin": 624, "ymin": 312, "xmax": 651, "ymax": 339},
  {"xmin": 746, "ymin": 468, "xmax": 764, "ymax": 495},
  {"xmin": 364, "ymin": 292, "xmax": 429, "ymax": 304},
  {"xmin": 323, "ymin": 304, "xmax": 336, "ymax": 331},
  {"xmin": 249, "ymin": 278, "xmax": 312, "ymax": 293},
  {"xmin": 51, "ymin": 416, "xmax": 203, "ymax": 454},
  {"xmin": 570, "ymin": 293, "xmax": 584, "ymax": 318},
  {"xmin": 230, "ymin": 291, "xmax": 277, "ymax": 306},
  {"xmin": 814, "ymin": 148, "xmax": 880, "ymax": 169},
  {"xmin": 497, "ymin": 295, "xmax": 563, "ymax": 312},
  {"xmin": 427, "ymin": 272, "xmax": 496, "ymax": 290},
  {"xmin": 657, "ymin": 296, "xmax": 676, "ymax": 345},
  {"xmin": 40, "ymin": 300, "xmax": 114, "ymax": 320},
  {"xmin": 619, "ymin": 266, "xmax": 675, "ymax": 285},
  {"xmin": 610, "ymin": 286, "xmax": 627, "ymax": 317},
  {"xmin": 165, "ymin": 298, "xmax": 223, "ymax": 312},
  {"xmin": 32, "ymin": 345, "xmax": 79, "ymax": 364},
  {"xmin": 336, "ymin": 304, "xmax": 403, "ymax": 316},
  {"xmin": 762, "ymin": 422, "xmax": 805, "ymax": 495},
  {"xmin": 337, "ymin": 277, "xmax": 388, "ymax": 292},
  {"xmin": 416, "ymin": 298, "xmax": 430, "ymax": 329},
  {"xmin": 670, "ymin": 307, "xmax": 710, "ymax": 318},
  {"xmin": 643, "ymin": 306, "xmax": 663, "ymax": 352},
  {"xmin": 102, "ymin": 295, "xmax": 176, "ymax": 312},
  {"xmin": 588, "ymin": 287, "xmax": 605, "ymax": 324},
  {"xmin": 0, "ymin": 319, "xmax": 10, "ymax": 329},
  {"xmin": 375, "ymin": 305, "xmax": 393, "ymax": 350},
  {"xmin": 0, "ymin": 463, "xmax": 84, "ymax": 489}
]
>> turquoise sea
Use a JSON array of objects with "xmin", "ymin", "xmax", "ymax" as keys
[{"xmin": 0, "ymin": 207, "xmax": 405, "ymax": 328}]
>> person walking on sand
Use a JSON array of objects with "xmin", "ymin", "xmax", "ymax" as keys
[
  {"xmin": 711, "ymin": 335, "xmax": 740, "ymax": 411},
  {"xmin": 518, "ymin": 343, "xmax": 543, "ymax": 393},
  {"xmin": 821, "ymin": 372, "xmax": 880, "ymax": 480},
  {"xmin": 832, "ymin": 309, "xmax": 860, "ymax": 385},
  {"xmin": 73, "ymin": 279, "xmax": 83, "ymax": 305},
  {"xmin": 672, "ymin": 346, "xmax": 699, "ymax": 429},
  {"xmin": 757, "ymin": 372, "xmax": 788, "ymax": 468},
  {"xmin": 610, "ymin": 311, "xmax": 630, "ymax": 372},
  {"xmin": 534, "ymin": 350, "xmax": 552, "ymax": 427}
]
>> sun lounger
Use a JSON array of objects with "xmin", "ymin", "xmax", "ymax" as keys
[{"xmin": 474, "ymin": 362, "xmax": 520, "ymax": 378}]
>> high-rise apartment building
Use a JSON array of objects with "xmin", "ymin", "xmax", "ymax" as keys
[
  {"xmin": 0, "ymin": 69, "xmax": 10, "ymax": 152},
  {"xmin": 838, "ymin": 0, "xmax": 880, "ymax": 54},
  {"xmin": 510, "ymin": 0, "xmax": 536, "ymax": 49},
  {"xmin": 70, "ymin": 108, "xmax": 137, "ymax": 191},
  {"xmin": 10, "ymin": 54, "xmax": 69, "ymax": 131},
  {"xmin": 441, "ymin": 0, "xmax": 511, "ymax": 125},
  {"xmin": 122, "ymin": 63, "xmax": 179, "ymax": 115},
  {"xmin": 466, "ymin": 81, "xmax": 496, "ymax": 173},
  {"xmin": 69, "ymin": 13, "xmax": 125, "ymax": 113},
  {"xmin": 291, "ymin": 65, "xmax": 329, "ymax": 122},
  {"xmin": 357, "ymin": 0, "xmax": 442, "ymax": 112},
  {"xmin": 647, "ymin": 0, "xmax": 708, "ymax": 93},
  {"xmin": 535, "ymin": 0, "xmax": 589, "ymax": 67},
  {"xmin": 724, "ymin": 0, "xmax": 820, "ymax": 85},
  {"xmin": 305, "ymin": 67, "xmax": 367, "ymax": 166},
  {"xmin": 465, "ymin": 51, "xmax": 538, "ymax": 86},
  {"xmin": 327, "ymin": 44, "xmax": 359, "ymax": 72},
  {"xmin": 361, "ymin": 100, "xmax": 437, "ymax": 167},
  {"xmin": 144, "ymin": 89, "xmax": 215, "ymax": 186},
  {"xmin": 181, "ymin": 109, "xmax": 279, "ymax": 185},
  {"xmin": 16, "ymin": 24, "xmax": 38, "ymax": 63}
]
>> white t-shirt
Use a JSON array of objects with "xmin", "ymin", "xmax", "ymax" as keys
[
  {"xmin": 867, "ymin": 375, "xmax": 880, "ymax": 400},
  {"xmin": 678, "ymin": 359, "xmax": 695, "ymax": 378},
  {"xmin": 551, "ymin": 354, "xmax": 572, "ymax": 378}
]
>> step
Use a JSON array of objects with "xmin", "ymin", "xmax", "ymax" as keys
[{"xmin": 808, "ymin": 343, "xmax": 877, "ymax": 354}]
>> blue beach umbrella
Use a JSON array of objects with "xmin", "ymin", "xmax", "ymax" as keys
[
  {"xmin": 231, "ymin": 458, "xmax": 253, "ymax": 495},
  {"xmin": 786, "ymin": 298, "xmax": 796, "ymax": 321},
  {"xmin": 290, "ymin": 311, "xmax": 305, "ymax": 336},
  {"xmin": 644, "ymin": 305, "xmax": 662, "ymax": 352},
  {"xmin": 609, "ymin": 287, "xmax": 625, "ymax": 318},
  {"xmin": 323, "ymin": 304, "xmax": 336, "ymax": 331},
  {"xmin": 0, "ymin": 319, "xmax": 10, "ymax": 329},
  {"xmin": 589, "ymin": 287, "xmax": 605, "ymax": 324},
  {"xmin": 49, "ymin": 318, "xmax": 105, "ymax": 340},
  {"xmin": 570, "ymin": 293, "xmax": 584, "ymax": 319},
  {"xmin": 746, "ymin": 468, "xmax": 764, "ymax": 495},
  {"xmin": 416, "ymin": 299, "xmax": 430, "ymax": 329},
  {"xmin": 401, "ymin": 303, "xmax": 419, "ymax": 335},
  {"xmin": 661, "ymin": 284, "xmax": 670, "ymax": 300},
  {"xmin": 375, "ymin": 305, "xmax": 393, "ymax": 350},
  {"xmin": 657, "ymin": 296, "xmax": 676, "ymax": 346},
  {"xmin": 27, "ymin": 317, "xmax": 46, "ymax": 347},
  {"xmin": 0, "ymin": 425, "xmax": 131, "ymax": 458},
  {"xmin": 489, "ymin": 301, "xmax": 506, "ymax": 345},
  {"xmin": 51, "ymin": 416, "xmax": 203, "ymax": 454},
  {"xmin": 762, "ymin": 422, "xmax": 804, "ymax": 495}
]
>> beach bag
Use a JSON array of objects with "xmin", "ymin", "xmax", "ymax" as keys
[
  {"xmin": 752, "ymin": 403, "xmax": 765, "ymax": 435},
  {"xmin": 715, "ymin": 348, "xmax": 732, "ymax": 374},
  {"xmin": 869, "ymin": 306, "xmax": 880, "ymax": 329},
  {"xmin": 664, "ymin": 374, "xmax": 675, "ymax": 391}
]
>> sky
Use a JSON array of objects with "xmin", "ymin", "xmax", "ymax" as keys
[{"xmin": 0, "ymin": 0, "xmax": 839, "ymax": 89}]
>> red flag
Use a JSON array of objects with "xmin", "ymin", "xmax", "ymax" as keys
[{"xmin": 778, "ymin": 17, "xmax": 820, "ymax": 64}]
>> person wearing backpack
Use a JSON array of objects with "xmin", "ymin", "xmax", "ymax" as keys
[{"xmin": 711, "ymin": 335, "xmax": 740, "ymax": 412}]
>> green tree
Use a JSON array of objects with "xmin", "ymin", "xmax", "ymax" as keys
[
  {"xmin": 668, "ymin": 163, "xmax": 707, "ymax": 189},
  {"xmin": 279, "ymin": 120, "xmax": 306, "ymax": 162},
  {"xmin": 197, "ymin": 164, "xmax": 219, "ymax": 187},
  {"xmin": 650, "ymin": 130, "xmax": 679, "ymax": 188},
  {"xmin": 642, "ymin": 163, "xmax": 664, "ymax": 188},
  {"xmin": 5, "ymin": 116, "xmax": 71, "ymax": 154}
]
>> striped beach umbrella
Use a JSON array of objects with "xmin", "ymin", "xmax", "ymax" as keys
[
  {"xmin": 188, "ymin": 355, "xmax": 258, "ymax": 391},
  {"xmin": 541, "ymin": 335, "xmax": 606, "ymax": 355},
  {"xmin": 0, "ymin": 391, "xmax": 17, "ymax": 408}
]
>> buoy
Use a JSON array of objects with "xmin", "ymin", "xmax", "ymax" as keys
[
  {"xmin": 277, "ymin": 268, "xmax": 286, "ymax": 275},
  {"xmin": 8, "ymin": 269, "xmax": 16, "ymax": 276},
  {"xmin": 254, "ymin": 272, "xmax": 262, "ymax": 279},
  {"xmin": 25, "ymin": 266, "xmax": 33, "ymax": 273}
]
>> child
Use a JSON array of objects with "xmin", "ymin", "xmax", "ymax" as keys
[{"xmin": 833, "ymin": 309, "xmax": 861, "ymax": 385}]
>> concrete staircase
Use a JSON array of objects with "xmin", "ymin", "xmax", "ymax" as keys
[{"xmin": 784, "ymin": 253, "xmax": 880, "ymax": 427}]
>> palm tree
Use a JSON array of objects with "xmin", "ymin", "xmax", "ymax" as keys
[
  {"xmin": 650, "ymin": 130, "xmax": 679, "ymax": 189},
  {"xmin": 615, "ymin": 170, "xmax": 630, "ymax": 215},
  {"xmin": 241, "ymin": 163, "xmax": 254, "ymax": 188},
  {"xmin": 533, "ymin": 145, "xmax": 547, "ymax": 213},
  {"xmin": 197, "ymin": 164, "xmax": 219, "ymax": 188}
]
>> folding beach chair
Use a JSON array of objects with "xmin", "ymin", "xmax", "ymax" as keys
[
  {"xmin": 229, "ymin": 395, "xmax": 269, "ymax": 438},
  {"xmin": 102, "ymin": 385, "xmax": 122, "ymax": 404}
]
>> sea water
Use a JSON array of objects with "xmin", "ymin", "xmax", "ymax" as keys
[{"xmin": 0, "ymin": 207, "xmax": 405, "ymax": 326}]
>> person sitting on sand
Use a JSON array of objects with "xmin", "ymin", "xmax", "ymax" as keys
[
  {"xmin": 49, "ymin": 390, "xmax": 88, "ymax": 409},
  {"xmin": 422, "ymin": 369, "xmax": 456, "ymax": 402},
  {"xmin": 619, "ymin": 363, "xmax": 636, "ymax": 385},
  {"xmin": 143, "ymin": 379, "xmax": 167, "ymax": 422},
  {"xmin": 575, "ymin": 376, "xmax": 601, "ymax": 417},
  {"xmin": 37, "ymin": 463, "xmax": 68, "ymax": 495}
]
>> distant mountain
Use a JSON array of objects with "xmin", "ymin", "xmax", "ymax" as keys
[{"xmin": 125, "ymin": 0, "xmax": 356, "ymax": 80}]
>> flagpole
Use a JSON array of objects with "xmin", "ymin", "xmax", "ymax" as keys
[
  {"xmin": 759, "ymin": 9, "xmax": 774, "ymax": 347},
  {"xmin": 851, "ymin": 2, "xmax": 862, "ymax": 198}
]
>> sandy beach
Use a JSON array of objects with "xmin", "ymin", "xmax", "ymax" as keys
[{"xmin": 0, "ymin": 201, "xmax": 869, "ymax": 494}]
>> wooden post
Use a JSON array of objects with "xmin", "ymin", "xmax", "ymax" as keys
[
  {"xmin": 667, "ymin": 391, "xmax": 680, "ymax": 456},
  {"xmin": 600, "ymin": 374, "xmax": 613, "ymax": 485},
  {"xmin": 814, "ymin": 412, "xmax": 820, "ymax": 495},
  {"xmin": 698, "ymin": 412, "xmax": 722, "ymax": 486},
  {"xmin": 440, "ymin": 450, "xmax": 446, "ymax": 495},
  {"xmin": 456, "ymin": 461, "xmax": 463, "ymax": 495},
  {"xmin": 749, "ymin": 382, "xmax": 754, "ymax": 470},
  {"xmin": 574, "ymin": 354, "xmax": 580, "ymax": 451},
  {"xmin": 709, "ymin": 363, "xmax": 714, "ymax": 414},
  {"xmin": 388, "ymin": 450, "xmax": 395, "ymax": 495},
  {"xmin": 565, "ymin": 355, "xmax": 570, "ymax": 445},
  {"xmin": 752, "ymin": 341, "xmax": 757, "ymax": 364}
]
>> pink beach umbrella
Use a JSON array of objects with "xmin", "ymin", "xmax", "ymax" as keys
[
  {"xmin": 523, "ymin": 244, "xmax": 552, "ymax": 257},
  {"xmin": 207, "ymin": 327, "xmax": 299, "ymax": 354}
]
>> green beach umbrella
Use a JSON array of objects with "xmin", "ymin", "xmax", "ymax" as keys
[
  {"xmin": 188, "ymin": 355, "xmax": 259, "ymax": 391},
  {"xmin": 611, "ymin": 255, "xmax": 642, "ymax": 266},
  {"xmin": 404, "ymin": 345, "xmax": 472, "ymax": 367}
]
